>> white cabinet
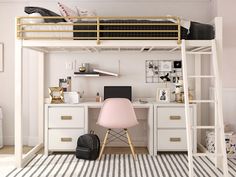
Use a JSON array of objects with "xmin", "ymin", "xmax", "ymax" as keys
[
  {"xmin": 45, "ymin": 104, "xmax": 87, "ymax": 155},
  {"xmin": 154, "ymin": 104, "xmax": 197, "ymax": 153}
]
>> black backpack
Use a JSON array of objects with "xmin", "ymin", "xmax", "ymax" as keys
[{"xmin": 75, "ymin": 131, "xmax": 100, "ymax": 160}]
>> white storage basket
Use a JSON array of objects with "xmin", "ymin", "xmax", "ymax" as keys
[{"xmin": 206, "ymin": 131, "xmax": 236, "ymax": 158}]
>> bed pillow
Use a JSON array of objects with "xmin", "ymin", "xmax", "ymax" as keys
[
  {"xmin": 76, "ymin": 7, "xmax": 97, "ymax": 17},
  {"xmin": 23, "ymin": 13, "xmax": 44, "ymax": 24},
  {"xmin": 57, "ymin": 2, "xmax": 78, "ymax": 22},
  {"xmin": 24, "ymin": 6, "xmax": 66, "ymax": 23}
]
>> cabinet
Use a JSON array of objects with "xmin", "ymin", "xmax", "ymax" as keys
[
  {"xmin": 154, "ymin": 104, "xmax": 197, "ymax": 153},
  {"xmin": 45, "ymin": 104, "xmax": 87, "ymax": 155}
]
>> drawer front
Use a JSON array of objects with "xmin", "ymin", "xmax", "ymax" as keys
[
  {"xmin": 48, "ymin": 107, "xmax": 85, "ymax": 128},
  {"xmin": 157, "ymin": 129, "xmax": 187, "ymax": 151},
  {"xmin": 157, "ymin": 107, "xmax": 192, "ymax": 128},
  {"xmin": 48, "ymin": 129, "xmax": 84, "ymax": 150}
]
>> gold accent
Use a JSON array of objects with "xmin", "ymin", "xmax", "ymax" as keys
[
  {"xmin": 169, "ymin": 115, "xmax": 181, "ymax": 120},
  {"xmin": 16, "ymin": 16, "xmax": 181, "ymax": 44},
  {"xmin": 98, "ymin": 129, "xmax": 110, "ymax": 160},
  {"xmin": 48, "ymin": 87, "xmax": 64, "ymax": 104},
  {"xmin": 170, "ymin": 137, "xmax": 181, "ymax": 142},
  {"xmin": 125, "ymin": 129, "xmax": 136, "ymax": 160},
  {"xmin": 61, "ymin": 116, "xmax": 72, "ymax": 120},
  {"xmin": 61, "ymin": 137, "xmax": 72, "ymax": 142}
]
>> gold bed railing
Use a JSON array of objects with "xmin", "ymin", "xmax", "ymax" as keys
[{"xmin": 16, "ymin": 16, "xmax": 181, "ymax": 44}]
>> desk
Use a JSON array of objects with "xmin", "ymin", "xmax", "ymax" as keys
[{"xmin": 44, "ymin": 101, "xmax": 154, "ymax": 156}]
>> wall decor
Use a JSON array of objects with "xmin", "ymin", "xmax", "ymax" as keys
[
  {"xmin": 0, "ymin": 43, "xmax": 3, "ymax": 72},
  {"xmin": 145, "ymin": 60, "xmax": 182, "ymax": 83},
  {"xmin": 156, "ymin": 88, "xmax": 170, "ymax": 102},
  {"xmin": 49, "ymin": 87, "xmax": 64, "ymax": 104}
]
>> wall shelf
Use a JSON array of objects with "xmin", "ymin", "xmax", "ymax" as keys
[{"xmin": 74, "ymin": 69, "xmax": 119, "ymax": 77}]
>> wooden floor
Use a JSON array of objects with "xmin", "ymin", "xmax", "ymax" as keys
[{"xmin": 0, "ymin": 146, "xmax": 148, "ymax": 155}]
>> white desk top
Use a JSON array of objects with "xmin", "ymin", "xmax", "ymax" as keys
[{"xmin": 45, "ymin": 101, "xmax": 195, "ymax": 108}]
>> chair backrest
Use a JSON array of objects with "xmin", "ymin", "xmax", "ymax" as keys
[{"xmin": 97, "ymin": 98, "xmax": 138, "ymax": 129}]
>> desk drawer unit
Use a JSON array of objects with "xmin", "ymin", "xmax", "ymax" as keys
[
  {"xmin": 48, "ymin": 129, "xmax": 84, "ymax": 150},
  {"xmin": 157, "ymin": 129, "xmax": 187, "ymax": 151},
  {"xmin": 48, "ymin": 107, "xmax": 85, "ymax": 128},
  {"xmin": 157, "ymin": 107, "xmax": 192, "ymax": 128}
]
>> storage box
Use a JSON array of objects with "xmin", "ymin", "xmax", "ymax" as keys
[
  {"xmin": 206, "ymin": 131, "xmax": 236, "ymax": 158},
  {"xmin": 64, "ymin": 92, "xmax": 80, "ymax": 104}
]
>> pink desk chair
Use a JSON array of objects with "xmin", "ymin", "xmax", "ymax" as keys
[{"xmin": 97, "ymin": 98, "xmax": 139, "ymax": 160}]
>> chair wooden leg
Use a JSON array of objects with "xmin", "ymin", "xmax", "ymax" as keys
[
  {"xmin": 98, "ymin": 129, "xmax": 110, "ymax": 160},
  {"xmin": 125, "ymin": 129, "xmax": 136, "ymax": 160}
]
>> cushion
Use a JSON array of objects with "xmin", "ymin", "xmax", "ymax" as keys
[
  {"xmin": 23, "ymin": 13, "xmax": 44, "ymax": 24},
  {"xmin": 57, "ymin": 2, "xmax": 78, "ymax": 22},
  {"xmin": 76, "ymin": 7, "xmax": 97, "ymax": 17},
  {"xmin": 24, "ymin": 6, "xmax": 66, "ymax": 23}
]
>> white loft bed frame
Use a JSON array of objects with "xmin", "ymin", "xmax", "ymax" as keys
[{"xmin": 14, "ymin": 17, "xmax": 223, "ymax": 170}]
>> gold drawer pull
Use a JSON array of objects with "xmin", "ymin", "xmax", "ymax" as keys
[
  {"xmin": 61, "ymin": 116, "xmax": 72, "ymax": 120},
  {"xmin": 169, "ymin": 116, "xmax": 181, "ymax": 120},
  {"xmin": 61, "ymin": 138, "xmax": 72, "ymax": 142},
  {"xmin": 170, "ymin": 137, "xmax": 181, "ymax": 142}
]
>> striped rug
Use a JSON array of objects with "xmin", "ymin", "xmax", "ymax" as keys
[{"xmin": 5, "ymin": 154, "xmax": 236, "ymax": 177}]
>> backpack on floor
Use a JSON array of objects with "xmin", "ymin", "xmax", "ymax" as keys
[{"xmin": 75, "ymin": 131, "xmax": 100, "ymax": 160}]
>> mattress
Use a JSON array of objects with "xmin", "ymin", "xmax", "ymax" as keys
[
  {"xmin": 73, "ymin": 19, "xmax": 188, "ymax": 39},
  {"xmin": 22, "ymin": 20, "xmax": 214, "ymax": 40},
  {"xmin": 23, "ymin": 22, "xmax": 73, "ymax": 38}
]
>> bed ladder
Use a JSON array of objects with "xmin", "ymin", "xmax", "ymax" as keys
[{"xmin": 181, "ymin": 39, "xmax": 229, "ymax": 177}]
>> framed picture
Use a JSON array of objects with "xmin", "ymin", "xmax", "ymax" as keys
[
  {"xmin": 156, "ymin": 88, "xmax": 170, "ymax": 102},
  {"xmin": 159, "ymin": 61, "xmax": 172, "ymax": 72},
  {"xmin": 0, "ymin": 43, "xmax": 3, "ymax": 72},
  {"xmin": 49, "ymin": 87, "xmax": 64, "ymax": 104}
]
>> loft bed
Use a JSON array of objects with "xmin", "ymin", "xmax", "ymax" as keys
[{"xmin": 14, "ymin": 16, "xmax": 224, "ymax": 171}]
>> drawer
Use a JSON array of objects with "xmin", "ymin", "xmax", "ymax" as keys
[
  {"xmin": 48, "ymin": 129, "xmax": 84, "ymax": 151},
  {"xmin": 157, "ymin": 107, "xmax": 193, "ymax": 128},
  {"xmin": 157, "ymin": 129, "xmax": 187, "ymax": 151},
  {"xmin": 48, "ymin": 107, "xmax": 85, "ymax": 128}
]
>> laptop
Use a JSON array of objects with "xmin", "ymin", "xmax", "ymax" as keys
[{"xmin": 104, "ymin": 86, "xmax": 132, "ymax": 101}]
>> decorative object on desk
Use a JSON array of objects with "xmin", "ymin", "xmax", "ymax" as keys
[
  {"xmin": 0, "ymin": 43, "xmax": 3, "ymax": 72},
  {"xmin": 174, "ymin": 80, "xmax": 184, "ymax": 103},
  {"xmin": 64, "ymin": 92, "xmax": 80, "ymax": 104},
  {"xmin": 159, "ymin": 61, "xmax": 172, "ymax": 72},
  {"xmin": 59, "ymin": 78, "xmax": 67, "ymax": 92},
  {"xmin": 156, "ymin": 88, "xmax": 170, "ymax": 102},
  {"xmin": 49, "ymin": 87, "xmax": 64, "ymax": 104},
  {"xmin": 96, "ymin": 92, "xmax": 102, "ymax": 102},
  {"xmin": 173, "ymin": 61, "xmax": 182, "ymax": 69},
  {"xmin": 145, "ymin": 60, "xmax": 182, "ymax": 83},
  {"xmin": 67, "ymin": 76, "xmax": 72, "ymax": 92}
]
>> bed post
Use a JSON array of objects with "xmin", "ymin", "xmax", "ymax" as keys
[
  {"xmin": 38, "ymin": 52, "xmax": 44, "ymax": 145},
  {"xmin": 15, "ymin": 22, "xmax": 23, "ymax": 167}
]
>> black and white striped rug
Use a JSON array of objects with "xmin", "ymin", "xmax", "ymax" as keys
[{"xmin": 6, "ymin": 154, "xmax": 236, "ymax": 177}]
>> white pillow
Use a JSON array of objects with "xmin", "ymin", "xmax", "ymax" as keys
[
  {"xmin": 23, "ymin": 13, "xmax": 44, "ymax": 24},
  {"xmin": 58, "ymin": 2, "xmax": 78, "ymax": 22},
  {"xmin": 76, "ymin": 7, "xmax": 97, "ymax": 17}
]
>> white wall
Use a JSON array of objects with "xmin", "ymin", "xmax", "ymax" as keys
[{"xmin": 0, "ymin": 0, "xmax": 214, "ymax": 145}]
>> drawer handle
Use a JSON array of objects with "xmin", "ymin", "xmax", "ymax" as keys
[
  {"xmin": 61, "ymin": 138, "xmax": 72, "ymax": 142},
  {"xmin": 61, "ymin": 116, "xmax": 72, "ymax": 120},
  {"xmin": 169, "ymin": 116, "xmax": 181, "ymax": 120},
  {"xmin": 170, "ymin": 137, "xmax": 181, "ymax": 142}
]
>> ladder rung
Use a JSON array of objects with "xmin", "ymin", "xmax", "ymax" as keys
[
  {"xmin": 193, "ymin": 153, "xmax": 222, "ymax": 157},
  {"xmin": 186, "ymin": 51, "xmax": 212, "ymax": 55},
  {"xmin": 192, "ymin": 126, "xmax": 216, "ymax": 129},
  {"xmin": 188, "ymin": 75, "xmax": 215, "ymax": 78},
  {"xmin": 189, "ymin": 100, "xmax": 216, "ymax": 103}
]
